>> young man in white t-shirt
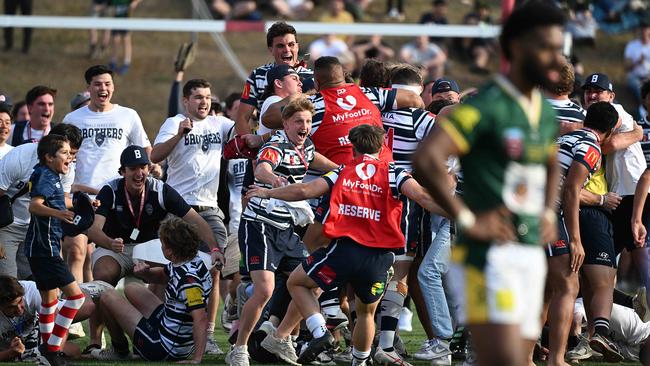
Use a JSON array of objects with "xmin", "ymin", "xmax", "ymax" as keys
[
  {"xmin": 62, "ymin": 65, "xmax": 159, "ymax": 350},
  {"xmin": 0, "ymin": 103, "xmax": 13, "ymax": 159},
  {"xmin": 8, "ymin": 86, "xmax": 57, "ymax": 147},
  {"xmin": 151, "ymin": 78, "xmax": 234, "ymax": 356}
]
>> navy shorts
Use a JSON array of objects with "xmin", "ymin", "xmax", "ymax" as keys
[
  {"xmin": 133, "ymin": 305, "xmax": 187, "ymax": 361},
  {"xmin": 579, "ymin": 207, "xmax": 616, "ymax": 268},
  {"xmin": 547, "ymin": 212, "xmax": 570, "ymax": 257},
  {"xmin": 613, "ymin": 195, "xmax": 647, "ymax": 254},
  {"xmin": 28, "ymin": 256, "xmax": 75, "ymax": 291},
  {"xmin": 303, "ymin": 237, "xmax": 395, "ymax": 304},
  {"xmin": 238, "ymin": 219, "xmax": 306, "ymax": 275}
]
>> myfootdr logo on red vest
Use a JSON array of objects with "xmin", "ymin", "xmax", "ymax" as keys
[
  {"xmin": 312, "ymin": 84, "xmax": 385, "ymax": 165},
  {"xmin": 324, "ymin": 155, "xmax": 404, "ymax": 249}
]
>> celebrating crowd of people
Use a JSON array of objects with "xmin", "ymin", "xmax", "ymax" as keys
[{"xmin": 4, "ymin": 1, "xmax": 650, "ymax": 366}]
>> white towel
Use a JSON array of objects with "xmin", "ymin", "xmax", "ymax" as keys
[{"xmin": 265, "ymin": 198, "xmax": 314, "ymax": 227}]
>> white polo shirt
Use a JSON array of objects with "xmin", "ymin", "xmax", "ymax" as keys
[{"xmin": 606, "ymin": 103, "xmax": 646, "ymax": 196}]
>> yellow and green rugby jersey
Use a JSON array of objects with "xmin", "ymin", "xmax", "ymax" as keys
[{"xmin": 440, "ymin": 75, "xmax": 558, "ymax": 267}]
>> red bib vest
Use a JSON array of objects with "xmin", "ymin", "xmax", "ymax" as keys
[
  {"xmin": 323, "ymin": 155, "xmax": 405, "ymax": 249},
  {"xmin": 313, "ymin": 84, "xmax": 392, "ymax": 165}
]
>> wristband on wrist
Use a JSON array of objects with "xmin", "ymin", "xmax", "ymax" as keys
[
  {"xmin": 456, "ymin": 207, "xmax": 476, "ymax": 231},
  {"xmin": 599, "ymin": 194, "xmax": 605, "ymax": 206}
]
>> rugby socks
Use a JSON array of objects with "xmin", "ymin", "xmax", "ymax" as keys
[
  {"xmin": 319, "ymin": 287, "xmax": 341, "ymax": 317},
  {"xmin": 378, "ymin": 281, "xmax": 407, "ymax": 351},
  {"xmin": 351, "ymin": 347, "xmax": 370, "ymax": 366},
  {"xmin": 48, "ymin": 293, "xmax": 85, "ymax": 352},
  {"xmin": 306, "ymin": 313, "xmax": 328, "ymax": 338},
  {"xmin": 594, "ymin": 317, "xmax": 610, "ymax": 337},
  {"xmin": 39, "ymin": 299, "xmax": 59, "ymax": 345}
]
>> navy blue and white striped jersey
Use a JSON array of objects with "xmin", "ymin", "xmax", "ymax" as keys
[
  {"xmin": 240, "ymin": 63, "xmax": 313, "ymax": 110},
  {"xmin": 24, "ymin": 164, "xmax": 66, "ymax": 258},
  {"xmin": 381, "ymin": 108, "xmax": 436, "ymax": 171},
  {"xmin": 557, "ymin": 128, "xmax": 602, "ymax": 192},
  {"xmin": 160, "ymin": 255, "xmax": 212, "ymax": 359},
  {"xmin": 242, "ymin": 131, "xmax": 315, "ymax": 229},
  {"xmin": 547, "ymin": 98, "xmax": 586, "ymax": 125}
]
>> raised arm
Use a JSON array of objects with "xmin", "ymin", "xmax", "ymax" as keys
[
  {"xmin": 246, "ymin": 178, "xmax": 330, "ymax": 202},
  {"xmin": 601, "ymin": 123, "xmax": 643, "ymax": 154}
]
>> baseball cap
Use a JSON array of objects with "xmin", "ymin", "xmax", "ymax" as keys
[
  {"xmin": 582, "ymin": 73, "xmax": 613, "ymax": 92},
  {"xmin": 70, "ymin": 91, "xmax": 91, "ymax": 110},
  {"xmin": 267, "ymin": 64, "xmax": 298, "ymax": 87},
  {"xmin": 120, "ymin": 145, "xmax": 150, "ymax": 167},
  {"xmin": 62, "ymin": 192, "xmax": 95, "ymax": 237},
  {"xmin": 432, "ymin": 78, "xmax": 460, "ymax": 95}
]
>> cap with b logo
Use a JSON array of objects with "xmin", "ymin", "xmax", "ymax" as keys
[
  {"xmin": 62, "ymin": 192, "xmax": 95, "ymax": 237},
  {"xmin": 582, "ymin": 73, "xmax": 613, "ymax": 92},
  {"xmin": 120, "ymin": 145, "xmax": 150, "ymax": 167}
]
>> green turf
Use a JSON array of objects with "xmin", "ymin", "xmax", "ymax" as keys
[{"xmin": 9, "ymin": 305, "xmax": 640, "ymax": 365}]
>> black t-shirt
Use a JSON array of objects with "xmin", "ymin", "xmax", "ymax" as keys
[{"xmin": 96, "ymin": 177, "xmax": 191, "ymax": 244}]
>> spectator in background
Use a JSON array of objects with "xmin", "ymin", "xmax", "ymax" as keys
[
  {"xmin": 459, "ymin": 1, "xmax": 495, "ymax": 74},
  {"xmin": 88, "ymin": 0, "xmax": 111, "ymax": 59},
  {"xmin": 344, "ymin": 0, "xmax": 372, "ymax": 21},
  {"xmin": 211, "ymin": 0, "xmax": 265, "ymax": 22},
  {"xmin": 387, "ymin": 0, "xmax": 404, "ymax": 21},
  {"xmin": 9, "ymin": 85, "xmax": 56, "ymax": 146},
  {"xmin": 358, "ymin": 59, "xmax": 390, "ymax": 88},
  {"xmin": 625, "ymin": 22, "xmax": 650, "ymax": 117},
  {"xmin": 267, "ymin": 0, "xmax": 313, "ymax": 20},
  {"xmin": 309, "ymin": 34, "xmax": 350, "ymax": 61},
  {"xmin": 566, "ymin": 0, "xmax": 598, "ymax": 47},
  {"xmin": 10, "ymin": 101, "xmax": 28, "ymax": 124},
  {"xmin": 351, "ymin": 35, "xmax": 395, "ymax": 63},
  {"xmin": 109, "ymin": 0, "xmax": 142, "ymax": 75},
  {"xmin": 69, "ymin": 92, "xmax": 91, "ymax": 112},
  {"xmin": 400, "ymin": 35, "xmax": 447, "ymax": 81},
  {"xmin": 0, "ymin": 103, "xmax": 13, "ymax": 159},
  {"xmin": 419, "ymin": 0, "xmax": 449, "ymax": 44},
  {"xmin": 319, "ymin": 0, "xmax": 354, "ymax": 24},
  {"xmin": 3, "ymin": 0, "xmax": 32, "ymax": 53}
]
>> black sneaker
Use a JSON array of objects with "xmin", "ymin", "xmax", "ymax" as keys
[
  {"xmin": 81, "ymin": 343, "xmax": 101, "ymax": 355},
  {"xmin": 39, "ymin": 344, "xmax": 68, "ymax": 366},
  {"xmin": 297, "ymin": 331, "xmax": 335, "ymax": 364},
  {"xmin": 589, "ymin": 333, "xmax": 623, "ymax": 363}
]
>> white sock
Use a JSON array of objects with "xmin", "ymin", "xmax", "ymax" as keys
[
  {"xmin": 352, "ymin": 347, "xmax": 370, "ymax": 360},
  {"xmin": 306, "ymin": 313, "xmax": 327, "ymax": 338}
]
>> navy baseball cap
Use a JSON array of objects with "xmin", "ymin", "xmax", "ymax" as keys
[
  {"xmin": 432, "ymin": 78, "xmax": 460, "ymax": 95},
  {"xmin": 582, "ymin": 73, "xmax": 613, "ymax": 92},
  {"xmin": 120, "ymin": 145, "xmax": 150, "ymax": 167},
  {"xmin": 267, "ymin": 64, "xmax": 298, "ymax": 86},
  {"xmin": 70, "ymin": 91, "xmax": 91, "ymax": 110},
  {"xmin": 62, "ymin": 192, "xmax": 95, "ymax": 237}
]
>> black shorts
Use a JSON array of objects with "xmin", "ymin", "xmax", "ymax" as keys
[
  {"xmin": 238, "ymin": 219, "xmax": 306, "ymax": 275},
  {"xmin": 302, "ymin": 237, "xmax": 395, "ymax": 304},
  {"xmin": 613, "ymin": 195, "xmax": 648, "ymax": 254},
  {"xmin": 547, "ymin": 212, "xmax": 570, "ymax": 257},
  {"xmin": 579, "ymin": 207, "xmax": 616, "ymax": 268},
  {"xmin": 133, "ymin": 305, "xmax": 186, "ymax": 361},
  {"xmin": 28, "ymin": 256, "xmax": 75, "ymax": 291}
]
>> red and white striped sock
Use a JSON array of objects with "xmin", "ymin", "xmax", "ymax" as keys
[
  {"xmin": 39, "ymin": 299, "xmax": 58, "ymax": 345},
  {"xmin": 47, "ymin": 293, "xmax": 85, "ymax": 352}
]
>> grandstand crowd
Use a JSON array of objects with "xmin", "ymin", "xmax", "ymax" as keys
[{"xmin": 5, "ymin": 1, "xmax": 650, "ymax": 366}]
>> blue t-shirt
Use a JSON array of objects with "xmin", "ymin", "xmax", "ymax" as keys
[{"xmin": 24, "ymin": 164, "xmax": 66, "ymax": 258}]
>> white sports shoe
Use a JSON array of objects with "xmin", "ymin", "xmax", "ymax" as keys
[
  {"xmin": 374, "ymin": 348, "xmax": 413, "ymax": 366},
  {"xmin": 430, "ymin": 354, "xmax": 452, "ymax": 366},
  {"xmin": 67, "ymin": 322, "xmax": 85, "ymax": 340},
  {"xmin": 90, "ymin": 347, "xmax": 132, "ymax": 361},
  {"xmin": 413, "ymin": 339, "xmax": 452, "ymax": 360},
  {"xmin": 205, "ymin": 336, "xmax": 224, "ymax": 355},
  {"xmin": 226, "ymin": 345, "xmax": 250, "ymax": 366}
]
